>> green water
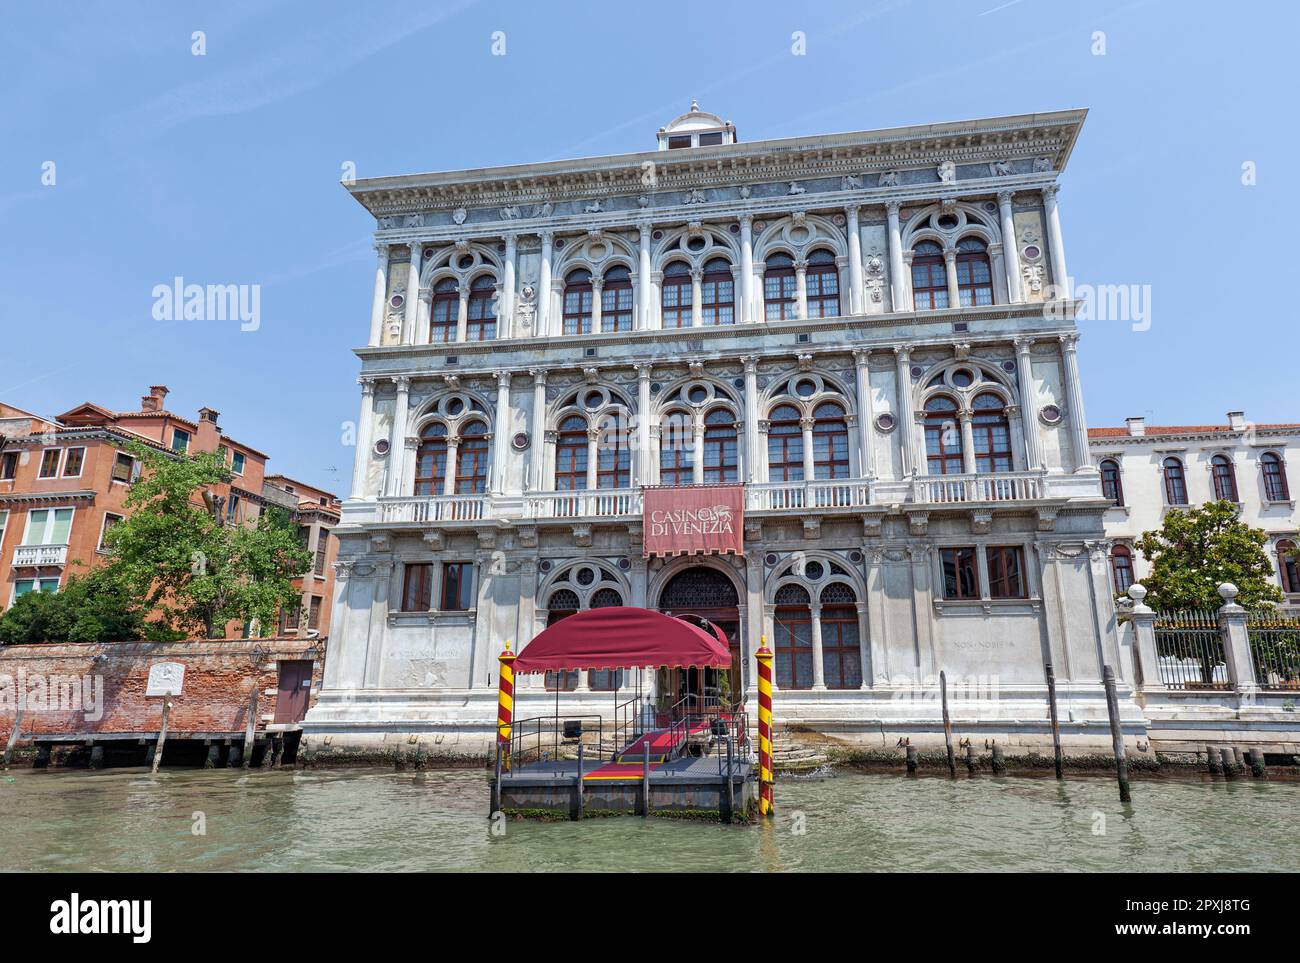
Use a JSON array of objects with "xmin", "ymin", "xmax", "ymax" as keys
[{"xmin": 0, "ymin": 767, "xmax": 1295, "ymax": 872}]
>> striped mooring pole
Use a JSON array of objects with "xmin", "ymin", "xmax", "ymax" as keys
[
  {"xmin": 756, "ymin": 636, "xmax": 775, "ymax": 817},
  {"xmin": 496, "ymin": 640, "xmax": 515, "ymax": 771}
]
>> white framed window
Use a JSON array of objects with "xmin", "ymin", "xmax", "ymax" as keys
[
  {"xmin": 38, "ymin": 448, "xmax": 61, "ymax": 478},
  {"xmin": 23, "ymin": 507, "xmax": 74, "ymax": 545},
  {"xmin": 172, "ymin": 428, "xmax": 191, "ymax": 453},
  {"xmin": 98, "ymin": 512, "xmax": 124, "ymax": 552},
  {"xmin": 61, "ymin": 447, "xmax": 86, "ymax": 478},
  {"xmin": 231, "ymin": 451, "xmax": 246, "ymax": 475},
  {"xmin": 0, "ymin": 510, "xmax": 8, "ymax": 546},
  {"xmin": 12, "ymin": 577, "xmax": 60, "ymax": 604}
]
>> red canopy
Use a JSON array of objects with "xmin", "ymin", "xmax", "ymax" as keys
[{"xmin": 512, "ymin": 606, "xmax": 732, "ymax": 674}]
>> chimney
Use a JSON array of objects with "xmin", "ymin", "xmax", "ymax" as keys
[
  {"xmin": 1125, "ymin": 417, "xmax": 1146, "ymax": 437},
  {"xmin": 141, "ymin": 385, "xmax": 170, "ymax": 412},
  {"xmin": 1227, "ymin": 410, "xmax": 1246, "ymax": 431},
  {"xmin": 195, "ymin": 406, "xmax": 221, "ymax": 453}
]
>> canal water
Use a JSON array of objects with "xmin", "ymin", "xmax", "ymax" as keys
[{"xmin": 1, "ymin": 767, "xmax": 1295, "ymax": 872}]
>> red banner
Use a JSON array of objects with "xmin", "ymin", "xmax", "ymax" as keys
[{"xmin": 642, "ymin": 484, "xmax": 744, "ymax": 558}]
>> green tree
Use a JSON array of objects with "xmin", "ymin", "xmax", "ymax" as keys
[
  {"xmin": 101, "ymin": 442, "xmax": 311, "ymax": 638},
  {"xmin": 1133, "ymin": 499, "xmax": 1283, "ymax": 611},
  {"xmin": 0, "ymin": 567, "xmax": 147, "ymax": 645}
]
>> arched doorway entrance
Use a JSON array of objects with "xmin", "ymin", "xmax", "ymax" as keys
[{"xmin": 657, "ymin": 566, "xmax": 742, "ymax": 710}]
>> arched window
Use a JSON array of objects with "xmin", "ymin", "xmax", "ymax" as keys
[
  {"xmin": 955, "ymin": 237, "xmax": 993, "ymax": 307},
  {"xmin": 773, "ymin": 584, "xmax": 812, "ymax": 690},
  {"xmin": 1110, "ymin": 544, "xmax": 1135, "ymax": 594},
  {"xmin": 659, "ymin": 411, "xmax": 693, "ymax": 486},
  {"xmin": 555, "ymin": 415, "xmax": 588, "ymax": 490},
  {"xmin": 1211, "ymin": 454, "xmax": 1239, "ymax": 502},
  {"xmin": 703, "ymin": 408, "xmax": 738, "ymax": 484},
  {"xmin": 911, "ymin": 241, "xmax": 948, "ymax": 310},
  {"xmin": 767, "ymin": 404, "xmax": 804, "ymax": 481},
  {"xmin": 1100, "ymin": 458, "xmax": 1124, "ymax": 506},
  {"xmin": 971, "ymin": 393, "xmax": 1012, "ymax": 473},
  {"xmin": 700, "ymin": 258, "xmax": 735, "ymax": 325},
  {"xmin": 806, "ymin": 249, "xmax": 840, "ymax": 318},
  {"xmin": 601, "ymin": 265, "xmax": 633, "ymax": 333},
  {"xmin": 1262, "ymin": 452, "xmax": 1290, "ymax": 501},
  {"xmin": 1277, "ymin": 540, "xmax": 1300, "ymax": 594},
  {"xmin": 454, "ymin": 420, "xmax": 490, "ymax": 493},
  {"xmin": 429, "ymin": 278, "xmax": 458, "ymax": 343},
  {"xmin": 1163, "ymin": 457, "xmax": 1188, "ymax": 505},
  {"xmin": 812, "ymin": 402, "xmax": 849, "ymax": 479},
  {"xmin": 587, "ymin": 586, "xmax": 626, "ymax": 689},
  {"xmin": 820, "ymin": 582, "xmax": 862, "ymax": 689},
  {"xmin": 763, "ymin": 253, "xmax": 797, "ymax": 321},
  {"xmin": 466, "ymin": 274, "xmax": 497, "ymax": 341},
  {"xmin": 545, "ymin": 588, "xmax": 580, "ymax": 691},
  {"xmin": 562, "ymin": 269, "xmax": 593, "ymax": 335},
  {"xmin": 595, "ymin": 412, "xmax": 629, "ymax": 489},
  {"xmin": 414, "ymin": 423, "xmax": 448, "ymax": 496},
  {"xmin": 661, "ymin": 261, "xmax": 691, "ymax": 328},
  {"xmin": 924, "ymin": 396, "xmax": 963, "ymax": 475}
]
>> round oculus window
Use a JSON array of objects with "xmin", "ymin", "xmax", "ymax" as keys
[
  {"xmin": 1039, "ymin": 404, "xmax": 1063, "ymax": 425},
  {"xmin": 511, "ymin": 432, "xmax": 529, "ymax": 451},
  {"xmin": 875, "ymin": 412, "xmax": 897, "ymax": 432},
  {"xmin": 373, "ymin": 438, "xmax": 390, "ymax": 456}
]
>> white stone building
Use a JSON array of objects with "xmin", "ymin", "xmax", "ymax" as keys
[
  {"xmin": 306, "ymin": 105, "xmax": 1146, "ymax": 757},
  {"xmin": 1090, "ymin": 414, "xmax": 1300, "ymax": 602}
]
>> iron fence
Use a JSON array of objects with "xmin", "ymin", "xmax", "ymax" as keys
[
  {"xmin": 1154, "ymin": 610, "xmax": 1229, "ymax": 690},
  {"xmin": 1248, "ymin": 610, "xmax": 1300, "ymax": 690}
]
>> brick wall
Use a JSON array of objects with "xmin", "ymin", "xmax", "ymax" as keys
[{"xmin": 0, "ymin": 637, "xmax": 324, "ymax": 738}]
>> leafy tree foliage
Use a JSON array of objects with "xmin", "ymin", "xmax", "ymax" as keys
[{"xmin": 0, "ymin": 567, "xmax": 147, "ymax": 645}]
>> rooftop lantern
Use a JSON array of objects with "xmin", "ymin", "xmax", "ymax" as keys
[{"xmin": 656, "ymin": 99, "xmax": 737, "ymax": 150}]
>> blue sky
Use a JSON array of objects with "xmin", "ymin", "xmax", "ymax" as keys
[{"xmin": 2, "ymin": 0, "xmax": 1295, "ymax": 491}]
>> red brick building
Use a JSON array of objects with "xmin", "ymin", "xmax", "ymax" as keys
[{"xmin": 0, "ymin": 385, "xmax": 338, "ymax": 638}]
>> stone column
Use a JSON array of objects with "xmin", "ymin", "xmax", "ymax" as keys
[
  {"xmin": 456, "ymin": 284, "xmax": 469, "ymax": 343},
  {"xmin": 794, "ymin": 259, "xmax": 809, "ymax": 319},
  {"xmin": 855, "ymin": 600, "xmax": 871, "ymax": 689},
  {"xmin": 537, "ymin": 231, "xmax": 554, "ymax": 337},
  {"xmin": 742, "ymin": 356, "xmax": 760, "ymax": 483},
  {"xmin": 443, "ymin": 436, "xmax": 460, "ymax": 496},
  {"xmin": 958, "ymin": 408, "xmax": 977, "ymax": 475},
  {"xmin": 692, "ymin": 417, "xmax": 705, "ymax": 485},
  {"xmin": 501, "ymin": 234, "xmax": 518, "ymax": 338},
  {"xmin": 351, "ymin": 379, "xmax": 376, "ymax": 499},
  {"xmin": 691, "ymin": 268, "xmax": 703, "ymax": 327},
  {"xmin": 529, "ymin": 368, "xmax": 548, "ymax": 491},
  {"xmin": 493, "ymin": 370, "xmax": 512, "ymax": 494},
  {"xmin": 363, "ymin": 560, "xmax": 392, "ymax": 688},
  {"xmin": 800, "ymin": 416, "xmax": 816, "ymax": 481},
  {"xmin": 386, "ymin": 376, "xmax": 410, "ymax": 496},
  {"xmin": 853, "ymin": 349, "xmax": 874, "ymax": 478},
  {"xmin": 846, "ymin": 205, "xmax": 864, "ymax": 314},
  {"xmin": 1059, "ymin": 334, "xmax": 1091, "ymax": 471},
  {"xmin": 585, "ymin": 427, "xmax": 599, "ymax": 490},
  {"xmin": 738, "ymin": 215, "xmax": 754, "ymax": 323},
  {"xmin": 369, "ymin": 244, "xmax": 389, "ymax": 346},
  {"xmin": 637, "ymin": 222, "xmax": 652, "ymax": 331},
  {"xmin": 590, "ymin": 278, "xmax": 603, "ymax": 334},
  {"xmin": 1217, "ymin": 583, "xmax": 1258, "ymax": 696},
  {"xmin": 1126, "ymin": 585, "xmax": 1161, "ymax": 690},
  {"xmin": 886, "ymin": 201, "xmax": 909, "ymax": 311},
  {"xmin": 1014, "ymin": 337, "xmax": 1044, "ymax": 470},
  {"xmin": 636, "ymin": 363, "xmax": 653, "ymax": 486},
  {"xmin": 810, "ymin": 602, "xmax": 827, "ymax": 690},
  {"xmin": 944, "ymin": 249, "xmax": 960, "ymax": 308},
  {"xmin": 894, "ymin": 346, "xmax": 915, "ymax": 476},
  {"xmin": 1042, "ymin": 185, "xmax": 1070, "ymax": 299},
  {"xmin": 998, "ymin": 190, "xmax": 1023, "ymax": 303},
  {"xmin": 402, "ymin": 245, "xmax": 421, "ymax": 345}
]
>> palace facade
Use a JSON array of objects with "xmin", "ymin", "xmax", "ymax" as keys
[{"xmin": 309, "ymin": 105, "xmax": 1142, "ymax": 755}]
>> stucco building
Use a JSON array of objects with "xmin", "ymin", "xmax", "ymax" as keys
[
  {"xmin": 1090, "ymin": 413, "xmax": 1300, "ymax": 603},
  {"xmin": 310, "ymin": 105, "xmax": 1143, "ymax": 755}
]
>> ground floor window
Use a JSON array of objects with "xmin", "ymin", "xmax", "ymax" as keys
[
  {"xmin": 819, "ymin": 601, "xmax": 862, "ymax": 689},
  {"xmin": 987, "ymin": 546, "xmax": 1027, "ymax": 599},
  {"xmin": 941, "ymin": 547, "xmax": 980, "ymax": 599},
  {"xmin": 402, "ymin": 563, "xmax": 433, "ymax": 612},
  {"xmin": 588, "ymin": 669, "xmax": 625, "ymax": 691},
  {"xmin": 13, "ymin": 577, "xmax": 59, "ymax": 603},
  {"xmin": 773, "ymin": 585, "xmax": 813, "ymax": 689}
]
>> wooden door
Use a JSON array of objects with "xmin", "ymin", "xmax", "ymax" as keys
[{"xmin": 274, "ymin": 660, "xmax": 313, "ymax": 723}]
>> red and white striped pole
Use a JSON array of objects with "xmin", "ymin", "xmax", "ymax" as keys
[
  {"xmin": 496, "ymin": 640, "xmax": 515, "ymax": 771},
  {"xmin": 755, "ymin": 635, "xmax": 775, "ymax": 817}
]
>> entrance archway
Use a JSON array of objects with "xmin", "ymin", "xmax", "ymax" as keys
[{"xmin": 656, "ymin": 566, "xmax": 743, "ymax": 710}]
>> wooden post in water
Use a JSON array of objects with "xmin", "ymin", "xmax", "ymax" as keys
[
  {"xmin": 1249, "ymin": 748, "xmax": 1266, "ymax": 778},
  {"xmin": 151, "ymin": 700, "xmax": 171, "ymax": 775},
  {"xmin": 3, "ymin": 708, "xmax": 24, "ymax": 770},
  {"xmin": 574, "ymin": 742, "xmax": 585, "ymax": 820},
  {"xmin": 724, "ymin": 735, "xmax": 735, "ymax": 823},
  {"xmin": 1101, "ymin": 666, "xmax": 1131, "ymax": 802},
  {"xmin": 940, "ymin": 670, "xmax": 956, "ymax": 778},
  {"xmin": 243, "ymin": 688, "xmax": 258, "ymax": 769},
  {"xmin": 905, "ymin": 744, "xmax": 918, "ymax": 775},
  {"xmin": 964, "ymin": 742, "xmax": 977, "ymax": 774},
  {"xmin": 1206, "ymin": 745, "xmax": 1221, "ymax": 775},
  {"xmin": 491, "ymin": 743, "xmax": 502, "ymax": 816},
  {"xmin": 1045, "ymin": 662, "xmax": 1064, "ymax": 780},
  {"xmin": 1219, "ymin": 747, "xmax": 1236, "ymax": 779},
  {"xmin": 642, "ymin": 741, "xmax": 651, "ymax": 818},
  {"xmin": 991, "ymin": 742, "xmax": 1005, "ymax": 774}
]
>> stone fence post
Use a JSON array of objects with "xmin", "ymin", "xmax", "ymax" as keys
[
  {"xmin": 1216, "ymin": 583, "xmax": 1257, "ymax": 698},
  {"xmin": 1126, "ymin": 584, "xmax": 1161, "ymax": 690}
]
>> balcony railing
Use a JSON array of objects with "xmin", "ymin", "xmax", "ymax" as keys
[
  {"xmin": 746, "ymin": 479, "xmax": 873, "ymax": 512},
  {"xmin": 378, "ymin": 494, "xmax": 487, "ymax": 523},
  {"xmin": 12, "ymin": 544, "xmax": 68, "ymax": 567},
  {"xmin": 526, "ymin": 489, "xmax": 641, "ymax": 519},
  {"xmin": 912, "ymin": 471, "xmax": 1043, "ymax": 504}
]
